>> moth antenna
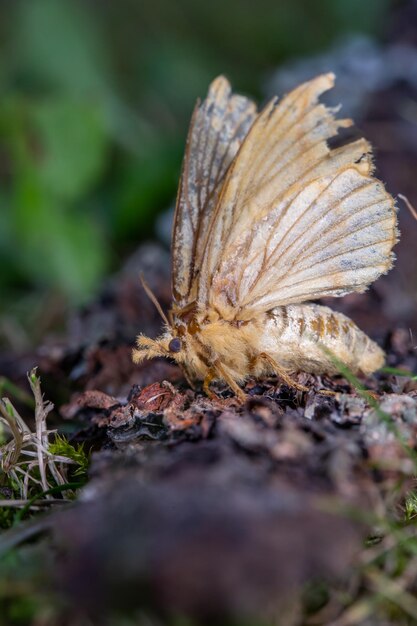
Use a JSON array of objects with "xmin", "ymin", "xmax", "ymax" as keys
[
  {"xmin": 139, "ymin": 273, "xmax": 170, "ymax": 326},
  {"xmin": 399, "ymin": 194, "xmax": 417, "ymax": 221}
]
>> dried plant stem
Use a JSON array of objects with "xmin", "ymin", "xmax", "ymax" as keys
[
  {"xmin": 0, "ymin": 399, "xmax": 24, "ymax": 470},
  {"xmin": 28, "ymin": 368, "xmax": 53, "ymax": 495},
  {"xmin": 366, "ymin": 567, "xmax": 417, "ymax": 620},
  {"xmin": 0, "ymin": 367, "xmax": 84, "ymax": 509},
  {"xmin": 0, "ymin": 498, "xmax": 71, "ymax": 508},
  {"xmin": 399, "ymin": 194, "xmax": 417, "ymax": 221}
]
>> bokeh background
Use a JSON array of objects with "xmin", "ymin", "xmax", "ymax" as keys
[{"xmin": 1, "ymin": 0, "xmax": 416, "ymax": 352}]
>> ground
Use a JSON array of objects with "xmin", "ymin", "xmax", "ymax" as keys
[{"xmin": 1, "ymin": 234, "xmax": 417, "ymax": 625}]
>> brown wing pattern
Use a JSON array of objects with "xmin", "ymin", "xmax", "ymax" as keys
[
  {"xmin": 196, "ymin": 73, "xmax": 398, "ymax": 320},
  {"xmin": 171, "ymin": 76, "xmax": 257, "ymax": 308}
]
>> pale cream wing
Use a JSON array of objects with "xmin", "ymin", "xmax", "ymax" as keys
[
  {"xmin": 198, "ymin": 73, "xmax": 398, "ymax": 320},
  {"xmin": 171, "ymin": 76, "xmax": 257, "ymax": 307}
]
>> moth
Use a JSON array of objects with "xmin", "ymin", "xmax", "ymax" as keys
[{"xmin": 133, "ymin": 73, "xmax": 399, "ymax": 401}]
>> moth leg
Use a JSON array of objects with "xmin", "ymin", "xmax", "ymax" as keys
[
  {"xmin": 203, "ymin": 362, "xmax": 246, "ymax": 403},
  {"xmin": 251, "ymin": 353, "xmax": 336, "ymax": 396},
  {"xmin": 203, "ymin": 368, "xmax": 217, "ymax": 399},
  {"xmin": 215, "ymin": 361, "xmax": 247, "ymax": 402},
  {"xmin": 250, "ymin": 352, "xmax": 309, "ymax": 393},
  {"xmin": 179, "ymin": 363, "xmax": 196, "ymax": 389}
]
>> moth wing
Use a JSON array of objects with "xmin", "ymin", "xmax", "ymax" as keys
[
  {"xmin": 199, "ymin": 73, "xmax": 398, "ymax": 320},
  {"xmin": 171, "ymin": 76, "xmax": 257, "ymax": 307}
]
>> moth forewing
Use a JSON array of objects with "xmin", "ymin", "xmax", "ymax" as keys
[
  {"xmin": 133, "ymin": 74, "xmax": 399, "ymax": 399},
  {"xmin": 171, "ymin": 76, "xmax": 257, "ymax": 308}
]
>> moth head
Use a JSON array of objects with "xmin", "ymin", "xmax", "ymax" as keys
[
  {"xmin": 132, "ymin": 330, "xmax": 187, "ymax": 365},
  {"xmin": 132, "ymin": 274, "xmax": 189, "ymax": 365}
]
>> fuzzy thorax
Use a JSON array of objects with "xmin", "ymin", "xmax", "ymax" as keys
[{"xmin": 132, "ymin": 317, "xmax": 250, "ymax": 381}]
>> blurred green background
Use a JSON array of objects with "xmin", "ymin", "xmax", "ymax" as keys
[{"xmin": 0, "ymin": 0, "xmax": 392, "ymax": 348}]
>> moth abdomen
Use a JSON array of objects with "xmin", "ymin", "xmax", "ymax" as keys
[{"xmin": 262, "ymin": 304, "xmax": 384, "ymax": 376}]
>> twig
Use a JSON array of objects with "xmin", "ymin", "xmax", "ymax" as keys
[
  {"xmin": 399, "ymin": 194, "xmax": 417, "ymax": 221},
  {"xmin": 0, "ymin": 498, "xmax": 71, "ymax": 507}
]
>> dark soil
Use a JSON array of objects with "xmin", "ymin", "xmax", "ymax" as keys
[{"xmin": 0, "ymin": 233, "xmax": 415, "ymax": 624}]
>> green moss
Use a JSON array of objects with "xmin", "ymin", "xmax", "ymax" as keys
[{"xmin": 48, "ymin": 434, "xmax": 89, "ymax": 481}]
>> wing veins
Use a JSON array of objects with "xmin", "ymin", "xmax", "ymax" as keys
[
  {"xmin": 246, "ymin": 258, "xmax": 391, "ymax": 310},
  {"xmin": 195, "ymin": 103, "xmax": 211, "ymax": 224},
  {"xmin": 272, "ymin": 238, "xmax": 393, "ymax": 290},
  {"xmin": 235, "ymin": 159, "xmax": 353, "ymax": 302},
  {"xmin": 265, "ymin": 177, "xmax": 375, "ymax": 273},
  {"xmin": 242, "ymin": 108, "xmax": 338, "ymax": 211},
  {"xmin": 230, "ymin": 129, "xmax": 362, "ymax": 290},
  {"xmin": 242, "ymin": 82, "xmax": 314, "ymax": 191},
  {"xmin": 285, "ymin": 207, "xmax": 394, "ymax": 274},
  {"xmin": 192, "ymin": 103, "xmax": 257, "ymax": 288},
  {"xmin": 286, "ymin": 228, "xmax": 394, "ymax": 277}
]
